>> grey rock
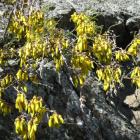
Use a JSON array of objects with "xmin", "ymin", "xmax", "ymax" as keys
[
  {"xmin": 36, "ymin": 66, "xmax": 140, "ymax": 140},
  {"xmin": 0, "ymin": 67, "xmax": 3, "ymax": 73},
  {"xmin": 124, "ymin": 89, "xmax": 140, "ymax": 109},
  {"xmin": 7, "ymin": 59, "xmax": 19, "ymax": 66},
  {"xmin": 0, "ymin": 60, "xmax": 139, "ymax": 140},
  {"xmin": 1, "ymin": 1, "xmax": 140, "ymax": 140},
  {"xmin": 124, "ymin": 88, "xmax": 140, "ymax": 125}
]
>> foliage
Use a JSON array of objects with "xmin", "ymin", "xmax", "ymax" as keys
[{"xmin": 0, "ymin": 1, "xmax": 140, "ymax": 140}]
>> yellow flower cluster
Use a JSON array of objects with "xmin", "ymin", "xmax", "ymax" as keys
[
  {"xmin": 15, "ymin": 115, "xmax": 40, "ymax": 140},
  {"xmin": 70, "ymin": 12, "xmax": 95, "ymax": 86},
  {"xmin": 19, "ymin": 23, "xmax": 68, "ymax": 71},
  {"xmin": 72, "ymin": 55, "xmax": 93, "ymax": 74},
  {"xmin": 26, "ymin": 11, "xmax": 44, "ymax": 40},
  {"xmin": 48, "ymin": 113, "xmax": 64, "ymax": 128},
  {"xmin": 15, "ymin": 95, "xmax": 46, "ymax": 140},
  {"xmin": 27, "ymin": 117, "xmax": 39, "ymax": 140},
  {"xmin": 115, "ymin": 50, "xmax": 129, "ymax": 62},
  {"xmin": 0, "ymin": 100, "xmax": 11, "ymax": 115},
  {"xmin": 71, "ymin": 54, "xmax": 93, "ymax": 86},
  {"xmin": 15, "ymin": 112, "xmax": 64, "ymax": 140},
  {"xmin": 45, "ymin": 19, "xmax": 57, "ymax": 33},
  {"xmin": 93, "ymin": 35, "xmax": 112, "ymax": 64},
  {"xmin": 15, "ymin": 93, "xmax": 28, "ymax": 112},
  {"xmin": 16, "ymin": 69, "xmax": 28, "ymax": 81},
  {"xmin": 96, "ymin": 66, "xmax": 121, "ymax": 91},
  {"xmin": 8, "ymin": 10, "xmax": 26, "ymax": 39},
  {"xmin": 130, "ymin": 67, "xmax": 140, "ymax": 87},
  {"xmin": 49, "ymin": 36, "xmax": 69, "ymax": 71},
  {"xmin": 13, "ymin": 10, "xmax": 46, "ymax": 68},
  {"xmin": 75, "ymin": 34, "xmax": 87, "ymax": 52},
  {"xmin": 9, "ymin": 8, "xmax": 68, "ymax": 73},
  {"xmin": 0, "ymin": 49, "xmax": 4, "ymax": 65},
  {"xmin": 15, "ymin": 116, "xmax": 27, "ymax": 140},
  {"xmin": 9, "ymin": 10, "xmax": 45, "ymax": 40},
  {"xmin": 51, "ymin": 38, "xmax": 69, "ymax": 57},
  {"xmin": 19, "ymin": 40, "xmax": 47, "ymax": 67},
  {"xmin": 71, "ymin": 12, "xmax": 95, "ymax": 52},
  {"xmin": 127, "ymin": 38, "xmax": 140, "ymax": 56},
  {"xmin": 0, "ymin": 48, "xmax": 17, "ymax": 65},
  {"xmin": 0, "ymin": 75, "xmax": 13, "ymax": 115},
  {"xmin": 27, "ymin": 96, "xmax": 46, "ymax": 117},
  {"xmin": 28, "ymin": 10, "xmax": 44, "ymax": 28},
  {"xmin": 71, "ymin": 12, "xmax": 96, "ymax": 36},
  {"xmin": 0, "ymin": 75, "xmax": 13, "ymax": 88}
]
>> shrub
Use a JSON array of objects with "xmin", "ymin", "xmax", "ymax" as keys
[{"xmin": 0, "ymin": 1, "xmax": 140, "ymax": 140}]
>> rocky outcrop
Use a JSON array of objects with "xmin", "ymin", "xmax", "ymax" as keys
[
  {"xmin": 0, "ymin": 58, "xmax": 139, "ymax": 140},
  {"xmin": 0, "ymin": 0, "xmax": 140, "ymax": 140},
  {"xmin": 35, "ymin": 61, "xmax": 140, "ymax": 140},
  {"xmin": 44, "ymin": 0, "xmax": 140, "ymax": 48},
  {"xmin": 1, "ymin": 0, "xmax": 140, "ymax": 46}
]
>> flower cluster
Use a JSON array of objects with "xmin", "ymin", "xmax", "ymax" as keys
[
  {"xmin": 115, "ymin": 50, "xmax": 129, "ymax": 62},
  {"xmin": 48, "ymin": 113, "xmax": 64, "ymax": 128},
  {"xmin": 131, "ymin": 67, "xmax": 140, "ymax": 87},
  {"xmin": 49, "ymin": 36, "xmax": 69, "ymax": 71},
  {"xmin": 27, "ymin": 96, "xmax": 46, "ymax": 117},
  {"xmin": 15, "ymin": 115, "xmax": 41, "ymax": 140},
  {"xmin": 71, "ymin": 12, "xmax": 96, "ymax": 36},
  {"xmin": 9, "ymin": 10, "xmax": 44, "ymax": 40},
  {"xmin": 71, "ymin": 12, "xmax": 96, "ymax": 52},
  {"xmin": 127, "ymin": 37, "xmax": 140, "ymax": 56},
  {"xmin": 14, "ymin": 95, "xmax": 46, "ymax": 140},
  {"xmin": 70, "ymin": 12, "xmax": 95, "ymax": 86},
  {"xmin": 27, "ymin": 117, "xmax": 40, "ymax": 140},
  {"xmin": 19, "ymin": 40, "xmax": 47, "ymax": 67},
  {"xmin": 15, "ymin": 93, "xmax": 28, "ymax": 112},
  {"xmin": 16, "ymin": 69, "xmax": 28, "ymax": 81},
  {"xmin": 8, "ymin": 10, "xmax": 26, "ymax": 39},
  {"xmin": 0, "ymin": 100, "xmax": 11, "ymax": 115},
  {"xmin": 0, "ymin": 74, "xmax": 13, "ymax": 88},
  {"xmin": 93, "ymin": 34, "xmax": 112, "ymax": 64},
  {"xmin": 96, "ymin": 66, "xmax": 122, "ymax": 91},
  {"xmin": 71, "ymin": 54, "xmax": 93, "ymax": 86},
  {"xmin": 15, "ymin": 117, "xmax": 27, "ymax": 139}
]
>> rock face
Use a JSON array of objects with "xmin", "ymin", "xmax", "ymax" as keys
[
  {"xmin": 45, "ymin": 0, "xmax": 140, "ymax": 16},
  {"xmin": 1, "ymin": 61, "xmax": 140, "ymax": 140},
  {"xmin": 1, "ymin": 0, "xmax": 140, "ymax": 46},
  {"xmin": 35, "ymin": 62, "xmax": 140, "ymax": 140},
  {"xmin": 0, "ymin": 0, "xmax": 140, "ymax": 140},
  {"xmin": 36, "ymin": 0, "xmax": 140, "ymax": 139}
]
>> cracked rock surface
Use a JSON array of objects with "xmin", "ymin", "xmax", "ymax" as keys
[{"xmin": 0, "ymin": 0, "xmax": 140, "ymax": 140}]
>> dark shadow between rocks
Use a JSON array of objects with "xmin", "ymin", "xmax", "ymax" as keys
[
  {"xmin": 108, "ymin": 79, "xmax": 136, "ymax": 123},
  {"xmin": 94, "ymin": 13, "xmax": 138, "ymax": 49}
]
